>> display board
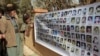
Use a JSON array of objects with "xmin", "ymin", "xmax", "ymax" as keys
[{"xmin": 34, "ymin": 2, "xmax": 100, "ymax": 56}]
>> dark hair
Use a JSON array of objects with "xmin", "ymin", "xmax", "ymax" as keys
[
  {"xmin": 23, "ymin": 13, "xmax": 30, "ymax": 24},
  {"xmin": 6, "ymin": 3, "xmax": 18, "ymax": 13},
  {"xmin": 0, "ymin": 8, "xmax": 4, "ymax": 15}
]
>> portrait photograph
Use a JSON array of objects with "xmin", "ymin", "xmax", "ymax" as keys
[
  {"xmin": 71, "ymin": 33, "xmax": 76, "ymax": 39},
  {"xmin": 59, "ymin": 38, "xmax": 63, "ymax": 43},
  {"xmin": 71, "ymin": 17, "xmax": 75, "ymax": 24},
  {"xmin": 87, "ymin": 44, "xmax": 92, "ymax": 51},
  {"xmin": 81, "ymin": 34, "xmax": 85, "ymax": 41},
  {"xmin": 72, "ymin": 40, "xmax": 76, "ymax": 45},
  {"xmin": 77, "ymin": 9, "xmax": 82, "ymax": 15},
  {"xmin": 64, "ymin": 32, "xmax": 67, "ymax": 37},
  {"xmin": 67, "ymin": 32, "xmax": 71, "ymax": 38},
  {"xmin": 67, "ymin": 25, "xmax": 70, "ymax": 31},
  {"xmin": 93, "ymin": 36, "xmax": 99, "ymax": 44},
  {"xmin": 88, "ymin": 7, "xmax": 94, "ymax": 15},
  {"xmin": 68, "ymin": 39, "xmax": 71, "ymax": 43},
  {"xmin": 93, "ymin": 45, "xmax": 99, "ymax": 53},
  {"xmin": 95, "ymin": 5, "xmax": 100, "ymax": 15},
  {"xmin": 82, "ymin": 17, "xmax": 86, "ymax": 24},
  {"xmin": 75, "ymin": 26, "xmax": 79, "ymax": 32},
  {"xmin": 66, "ymin": 46, "xmax": 70, "ymax": 51},
  {"xmin": 63, "ymin": 25, "xmax": 67, "ymax": 31},
  {"xmin": 76, "ymin": 17, "xmax": 80, "ymax": 24},
  {"xmin": 73, "ymin": 10, "xmax": 76, "ymax": 16},
  {"xmin": 76, "ymin": 41, "xmax": 80, "ymax": 47},
  {"xmin": 75, "ymin": 48, "xmax": 80, "ymax": 55},
  {"xmin": 81, "ymin": 42, "xmax": 86, "ymax": 49},
  {"xmin": 83, "ymin": 8, "xmax": 87, "ymax": 15},
  {"xmin": 87, "ymin": 16, "xmax": 93, "ymax": 24},
  {"xmin": 80, "ymin": 26, "xmax": 85, "ymax": 33},
  {"xmin": 71, "ymin": 47, "xmax": 75, "ymax": 53},
  {"xmin": 86, "ymin": 35, "xmax": 92, "ymax": 43},
  {"xmin": 93, "ymin": 26, "xmax": 100, "ymax": 35},
  {"xmin": 71, "ymin": 25, "xmax": 74, "ymax": 32},
  {"xmin": 86, "ymin": 26, "xmax": 92, "ymax": 33},
  {"xmin": 81, "ymin": 50, "xmax": 85, "ymax": 56},
  {"xmin": 94, "ymin": 16, "xmax": 100, "ymax": 24},
  {"xmin": 76, "ymin": 34, "xmax": 80, "ymax": 40},
  {"xmin": 67, "ymin": 18, "xmax": 71, "ymax": 24}
]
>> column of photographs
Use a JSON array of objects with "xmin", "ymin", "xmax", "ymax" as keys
[{"xmin": 35, "ymin": 2, "xmax": 100, "ymax": 56}]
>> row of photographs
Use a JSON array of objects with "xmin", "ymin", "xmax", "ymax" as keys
[
  {"xmin": 37, "ymin": 31, "xmax": 99, "ymax": 45},
  {"xmin": 43, "ymin": 3, "xmax": 100, "ymax": 18},
  {"xmin": 37, "ymin": 25, "xmax": 100, "ymax": 35},
  {"xmin": 37, "ymin": 32, "xmax": 100, "ymax": 56},
  {"xmin": 39, "ymin": 16, "xmax": 100, "ymax": 24}
]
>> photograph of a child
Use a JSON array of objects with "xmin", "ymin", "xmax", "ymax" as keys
[
  {"xmin": 93, "ymin": 45, "xmax": 99, "ymax": 53},
  {"xmin": 94, "ymin": 16, "xmax": 100, "ymax": 24},
  {"xmin": 80, "ymin": 26, "xmax": 85, "ymax": 33},
  {"xmin": 75, "ymin": 48, "xmax": 80, "ymax": 55},
  {"xmin": 76, "ymin": 41, "xmax": 80, "ymax": 47},
  {"xmin": 76, "ymin": 34, "xmax": 80, "ymax": 40},
  {"xmin": 89, "ymin": 7, "xmax": 94, "ymax": 15},
  {"xmin": 93, "ymin": 26, "xmax": 99, "ymax": 35},
  {"xmin": 75, "ymin": 26, "xmax": 79, "ymax": 32},
  {"xmin": 71, "ymin": 17, "xmax": 75, "ymax": 24},
  {"xmin": 93, "ymin": 36, "xmax": 99, "ymax": 44},
  {"xmin": 81, "ymin": 42, "xmax": 86, "ymax": 49},
  {"xmin": 96, "ymin": 5, "xmax": 100, "ymax": 14},
  {"xmin": 83, "ymin": 8, "xmax": 87, "ymax": 15},
  {"xmin": 81, "ymin": 34, "xmax": 85, "ymax": 41},
  {"xmin": 86, "ymin": 26, "xmax": 92, "ymax": 33},
  {"xmin": 86, "ymin": 35, "xmax": 92, "ymax": 43},
  {"xmin": 87, "ymin": 44, "xmax": 92, "ymax": 51},
  {"xmin": 88, "ymin": 16, "xmax": 93, "ymax": 24},
  {"xmin": 82, "ymin": 17, "xmax": 86, "ymax": 24},
  {"xmin": 76, "ymin": 17, "xmax": 80, "ymax": 24}
]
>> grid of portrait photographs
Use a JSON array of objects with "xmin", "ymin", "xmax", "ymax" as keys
[{"xmin": 35, "ymin": 2, "xmax": 100, "ymax": 56}]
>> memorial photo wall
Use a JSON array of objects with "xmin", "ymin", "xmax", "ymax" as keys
[{"xmin": 35, "ymin": 2, "xmax": 100, "ymax": 56}]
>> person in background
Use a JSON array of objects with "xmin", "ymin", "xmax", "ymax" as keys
[
  {"xmin": 5, "ymin": 3, "xmax": 23, "ymax": 56},
  {"xmin": 0, "ymin": 7, "xmax": 8, "ymax": 56},
  {"xmin": 22, "ymin": 13, "xmax": 33, "ymax": 37}
]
